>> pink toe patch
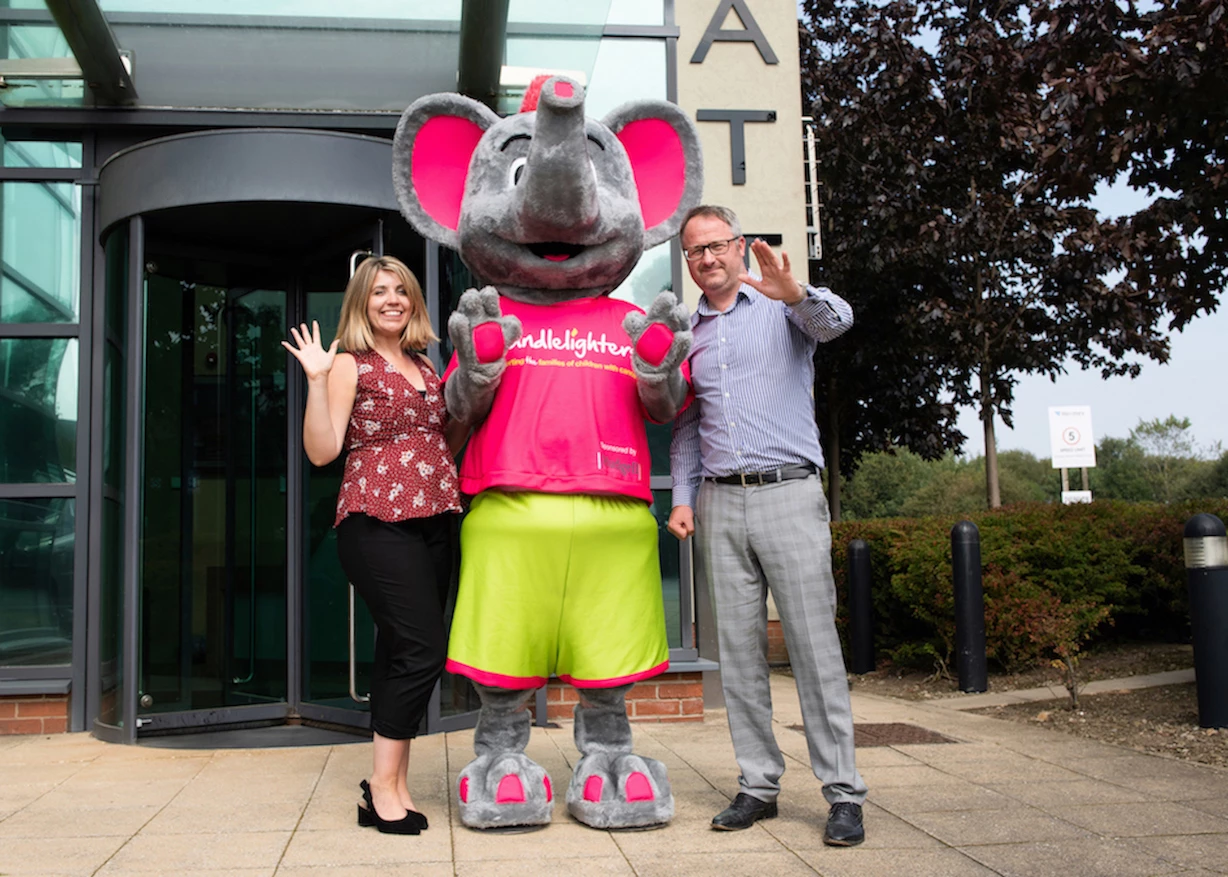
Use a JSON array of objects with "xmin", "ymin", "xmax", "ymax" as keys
[
  {"xmin": 459, "ymin": 776, "xmax": 469, "ymax": 804},
  {"xmin": 472, "ymin": 321, "xmax": 505, "ymax": 363},
  {"xmin": 544, "ymin": 775, "xmax": 553, "ymax": 802},
  {"xmin": 583, "ymin": 775, "xmax": 604, "ymax": 803},
  {"xmin": 495, "ymin": 775, "xmax": 526, "ymax": 804},
  {"xmin": 636, "ymin": 322, "xmax": 674, "ymax": 366},
  {"xmin": 625, "ymin": 772, "xmax": 654, "ymax": 802}
]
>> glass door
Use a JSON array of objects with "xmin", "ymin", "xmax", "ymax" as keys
[
  {"xmin": 296, "ymin": 227, "xmax": 378, "ymax": 727},
  {"xmin": 137, "ymin": 251, "xmax": 289, "ymax": 728}
]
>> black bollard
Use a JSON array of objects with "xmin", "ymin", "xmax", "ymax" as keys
[
  {"xmin": 1184, "ymin": 513, "xmax": 1228, "ymax": 728},
  {"xmin": 951, "ymin": 520, "xmax": 987, "ymax": 693},
  {"xmin": 847, "ymin": 539, "xmax": 875, "ymax": 674}
]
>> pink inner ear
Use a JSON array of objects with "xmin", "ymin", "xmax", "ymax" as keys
[
  {"xmin": 411, "ymin": 115, "xmax": 485, "ymax": 231},
  {"xmin": 618, "ymin": 118, "xmax": 687, "ymax": 231}
]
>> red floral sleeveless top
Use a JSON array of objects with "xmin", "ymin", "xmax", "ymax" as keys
[{"xmin": 334, "ymin": 350, "xmax": 461, "ymax": 526}]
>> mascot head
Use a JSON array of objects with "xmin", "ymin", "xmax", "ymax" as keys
[{"xmin": 392, "ymin": 76, "xmax": 703, "ymax": 303}]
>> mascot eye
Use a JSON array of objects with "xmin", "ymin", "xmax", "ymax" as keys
[{"xmin": 508, "ymin": 157, "xmax": 527, "ymax": 187}]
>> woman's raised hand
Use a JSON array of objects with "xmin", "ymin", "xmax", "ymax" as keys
[{"xmin": 282, "ymin": 321, "xmax": 339, "ymax": 381}]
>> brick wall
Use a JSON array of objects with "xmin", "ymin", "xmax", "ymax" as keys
[
  {"xmin": 0, "ymin": 694, "xmax": 69, "ymax": 735},
  {"xmin": 532, "ymin": 671, "xmax": 705, "ymax": 724},
  {"xmin": 767, "ymin": 619, "xmax": 789, "ymax": 666}
]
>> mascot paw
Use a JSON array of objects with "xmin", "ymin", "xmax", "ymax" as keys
[
  {"xmin": 566, "ymin": 752, "xmax": 674, "ymax": 830},
  {"xmin": 458, "ymin": 752, "xmax": 554, "ymax": 830}
]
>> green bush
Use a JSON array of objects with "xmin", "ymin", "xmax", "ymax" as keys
[{"xmin": 829, "ymin": 499, "xmax": 1228, "ymax": 672}]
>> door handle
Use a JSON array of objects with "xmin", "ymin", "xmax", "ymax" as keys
[
  {"xmin": 349, "ymin": 249, "xmax": 372, "ymax": 278},
  {"xmin": 349, "ymin": 583, "xmax": 370, "ymax": 703}
]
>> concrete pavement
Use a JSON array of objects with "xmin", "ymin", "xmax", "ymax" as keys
[{"xmin": 2, "ymin": 673, "xmax": 1226, "ymax": 876}]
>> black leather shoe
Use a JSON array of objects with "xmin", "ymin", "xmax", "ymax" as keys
[
  {"xmin": 359, "ymin": 779, "xmax": 429, "ymax": 832},
  {"xmin": 711, "ymin": 792, "xmax": 778, "ymax": 831},
  {"xmin": 823, "ymin": 802, "xmax": 865, "ymax": 846}
]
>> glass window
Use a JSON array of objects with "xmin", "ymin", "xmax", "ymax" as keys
[
  {"xmin": 98, "ymin": 0, "xmax": 462, "ymax": 19},
  {"xmin": 586, "ymin": 37, "xmax": 666, "ymax": 118},
  {"xmin": 0, "ymin": 338, "xmax": 78, "ymax": 483},
  {"xmin": 650, "ymin": 490, "xmax": 683, "ymax": 649},
  {"xmin": 508, "ymin": 0, "xmax": 663, "ymax": 25},
  {"xmin": 0, "ymin": 136, "xmax": 83, "ymax": 169},
  {"xmin": 501, "ymin": 37, "xmax": 666, "ymax": 118},
  {"xmin": 97, "ymin": 497, "xmax": 124, "ymax": 726},
  {"xmin": 103, "ymin": 227, "xmax": 129, "ymax": 490},
  {"xmin": 0, "ymin": 498, "xmax": 74, "ymax": 667},
  {"xmin": 1, "ymin": 181, "xmax": 82, "ymax": 323},
  {"xmin": 606, "ymin": 0, "xmax": 663, "ymax": 26},
  {"xmin": 0, "ymin": 23, "xmax": 83, "ymax": 109}
]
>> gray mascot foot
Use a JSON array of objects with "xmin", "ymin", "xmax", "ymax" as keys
[
  {"xmin": 458, "ymin": 752, "xmax": 554, "ymax": 830},
  {"xmin": 566, "ymin": 751, "xmax": 674, "ymax": 829}
]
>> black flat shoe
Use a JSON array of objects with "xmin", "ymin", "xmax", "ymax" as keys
[
  {"xmin": 823, "ymin": 801, "xmax": 865, "ymax": 846},
  {"xmin": 360, "ymin": 779, "xmax": 429, "ymax": 831},
  {"xmin": 711, "ymin": 792, "xmax": 778, "ymax": 831}
]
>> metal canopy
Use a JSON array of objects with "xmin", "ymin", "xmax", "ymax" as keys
[
  {"xmin": 43, "ymin": 0, "xmax": 137, "ymax": 105},
  {"xmin": 456, "ymin": 0, "xmax": 509, "ymax": 111}
]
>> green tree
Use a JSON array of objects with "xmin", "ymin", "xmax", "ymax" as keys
[
  {"xmin": 1090, "ymin": 436, "xmax": 1152, "ymax": 501},
  {"xmin": 840, "ymin": 447, "xmax": 936, "ymax": 519}
]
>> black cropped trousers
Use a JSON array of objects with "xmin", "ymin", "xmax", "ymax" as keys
[{"xmin": 336, "ymin": 512, "xmax": 455, "ymax": 740}]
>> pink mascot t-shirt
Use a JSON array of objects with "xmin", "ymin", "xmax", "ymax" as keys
[{"xmin": 444, "ymin": 295, "xmax": 689, "ymax": 503}]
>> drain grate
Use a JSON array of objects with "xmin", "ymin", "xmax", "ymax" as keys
[{"xmin": 789, "ymin": 722, "xmax": 958, "ymax": 747}]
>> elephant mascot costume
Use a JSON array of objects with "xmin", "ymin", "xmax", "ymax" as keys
[{"xmin": 392, "ymin": 76, "xmax": 703, "ymax": 831}]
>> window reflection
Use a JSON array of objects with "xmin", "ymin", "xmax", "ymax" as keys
[
  {"xmin": 0, "ymin": 137, "xmax": 83, "ymax": 170},
  {"xmin": 98, "ymin": 0, "xmax": 462, "ymax": 18},
  {"xmin": 0, "ymin": 24, "xmax": 82, "ymax": 109},
  {"xmin": 1, "ymin": 181, "xmax": 82, "ymax": 323},
  {"xmin": 0, "ymin": 339, "xmax": 78, "ymax": 483},
  {"xmin": 0, "ymin": 498, "xmax": 74, "ymax": 666},
  {"xmin": 650, "ymin": 490, "xmax": 682, "ymax": 649}
]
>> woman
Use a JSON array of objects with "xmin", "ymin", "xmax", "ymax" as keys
[{"xmin": 283, "ymin": 256, "xmax": 461, "ymax": 835}]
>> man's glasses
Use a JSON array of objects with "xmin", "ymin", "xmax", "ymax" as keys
[{"xmin": 683, "ymin": 237, "xmax": 740, "ymax": 261}]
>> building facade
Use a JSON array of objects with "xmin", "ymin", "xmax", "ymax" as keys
[{"xmin": 0, "ymin": 0, "xmax": 809, "ymax": 742}]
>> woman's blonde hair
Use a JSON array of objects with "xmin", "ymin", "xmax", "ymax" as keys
[{"xmin": 334, "ymin": 255, "xmax": 438, "ymax": 352}]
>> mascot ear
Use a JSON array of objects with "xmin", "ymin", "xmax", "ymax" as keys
[
  {"xmin": 393, "ymin": 93, "xmax": 500, "ymax": 248},
  {"xmin": 604, "ymin": 101, "xmax": 704, "ymax": 249}
]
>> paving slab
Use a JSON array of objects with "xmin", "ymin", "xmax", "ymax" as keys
[{"xmin": 0, "ymin": 668, "xmax": 1226, "ymax": 876}]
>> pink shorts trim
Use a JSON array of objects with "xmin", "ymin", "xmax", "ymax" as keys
[
  {"xmin": 558, "ymin": 660, "xmax": 670, "ymax": 689},
  {"xmin": 446, "ymin": 659, "xmax": 547, "ymax": 690}
]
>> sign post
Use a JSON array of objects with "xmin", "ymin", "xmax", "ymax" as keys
[{"xmin": 1049, "ymin": 406, "xmax": 1096, "ymax": 503}]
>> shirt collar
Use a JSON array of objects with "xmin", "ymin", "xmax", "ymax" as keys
[{"xmin": 696, "ymin": 281, "xmax": 759, "ymax": 317}]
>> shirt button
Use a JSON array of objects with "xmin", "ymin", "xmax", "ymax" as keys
[
  {"xmin": 721, "ymin": 363, "xmax": 727, "ymax": 369},
  {"xmin": 724, "ymin": 392, "xmax": 730, "ymax": 398}
]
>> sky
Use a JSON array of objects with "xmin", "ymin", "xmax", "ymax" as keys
[{"xmin": 954, "ymin": 179, "xmax": 1227, "ymax": 463}]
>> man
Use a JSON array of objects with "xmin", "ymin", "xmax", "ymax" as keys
[{"xmin": 667, "ymin": 205, "xmax": 867, "ymax": 845}]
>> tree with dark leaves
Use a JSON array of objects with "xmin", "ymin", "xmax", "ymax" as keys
[{"xmin": 800, "ymin": 0, "xmax": 1214, "ymax": 510}]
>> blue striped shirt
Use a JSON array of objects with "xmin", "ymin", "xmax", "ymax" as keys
[{"xmin": 669, "ymin": 282, "xmax": 854, "ymax": 509}]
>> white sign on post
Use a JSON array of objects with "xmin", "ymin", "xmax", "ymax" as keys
[{"xmin": 1049, "ymin": 406, "xmax": 1097, "ymax": 469}]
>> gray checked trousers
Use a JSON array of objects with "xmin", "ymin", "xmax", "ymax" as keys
[{"xmin": 696, "ymin": 474, "xmax": 867, "ymax": 805}]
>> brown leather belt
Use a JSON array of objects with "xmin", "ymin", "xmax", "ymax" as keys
[{"xmin": 706, "ymin": 463, "xmax": 816, "ymax": 487}]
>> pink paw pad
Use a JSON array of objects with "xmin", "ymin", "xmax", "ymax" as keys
[
  {"xmin": 625, "ymin": 772, "xmax": 655, "ymax": 802},
  {"xmin": 495, "ymin": 774, "xmax": 526, "ymax": 804},
  {"xmin": 472, "ymin": 322, "xmax": 505, "ymax": 363},
  {"xmin": 583, "ymin": 775, "xmax": 604, "ymax": 803},
  {"xmin": 635, "ymin": 322, "xmax": 673, "ymax": 366},
  {"xmin": 459, "ymin": 776, "xmax": 469, "ymax": 803}
]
